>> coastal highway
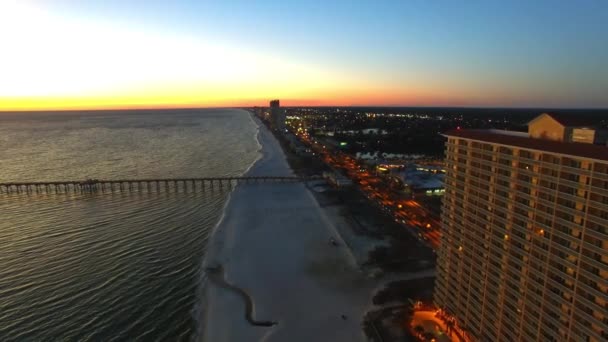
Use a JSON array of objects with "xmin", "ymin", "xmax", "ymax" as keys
[{"xmin": 294, "ymin": 131, "xmax": 441, "ymax": 250}]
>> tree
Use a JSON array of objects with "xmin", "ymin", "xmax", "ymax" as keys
[
  {"xmin": 423, "ymin": 332, "xmax": 435, "ymax": 341},
  {"xmin": 413, "ymin": 324, "xmax": 424, "ymax": 338},
  {"xmin": 446, "ymin": 319, "xmax": 455, "ymax": 333}
]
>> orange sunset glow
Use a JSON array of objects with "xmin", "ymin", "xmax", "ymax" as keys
[
  {"xmin": 1, "ymin": 1, "xmax": 606, "ymax": 110},
  {"xmin": 0, "ymin": 3, "xmax": 327, "ymax": 109}
]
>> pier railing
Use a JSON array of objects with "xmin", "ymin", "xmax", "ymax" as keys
[{"xmin": 0, "ymin": 176, "xmax": 321, "ymax": 194}]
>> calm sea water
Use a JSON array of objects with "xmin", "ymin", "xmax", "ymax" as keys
[{"xmin": 0, "ymin": 109, "xmax": 260, "ymax": 341}]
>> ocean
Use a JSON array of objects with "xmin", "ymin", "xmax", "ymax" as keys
[{"xmin": 0, "ymin": 109, "xmax": 260, "ymax": 341}]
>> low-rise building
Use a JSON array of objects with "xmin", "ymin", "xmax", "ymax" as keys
[
  {"xmin": 284, "ymin": 133, "xmax": 312, "ymax": 156},
  {"xmin": 323, "ymin": 170, "xmax": 353, "ymax": 187},
  {"xmin": 396, "ymin": 164, "xmax": 445, "ymax": 196}
]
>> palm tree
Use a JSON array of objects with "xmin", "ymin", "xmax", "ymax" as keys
[
  {"xmin": 413, "ymin": 324, "xmax": 424, "ymax": 338},
  {"xmin": 446, "ymin": 320, "xmax": 455, "ymax": 334},
  {"xmin": 423, "ymin": 332, "xmax": 435, "ymax": 341}
]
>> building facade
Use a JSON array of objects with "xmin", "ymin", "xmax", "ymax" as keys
[
  {"xmin": 528, "ymin": 113, "xmax": 608, "ymax": 145},
  {"xmin": 434, "ymin": 114, "xmax": 608, "ymax": 341},
  {"xmin": 269, "ymin": 99, "xmax": 285, "ymax": 132}
]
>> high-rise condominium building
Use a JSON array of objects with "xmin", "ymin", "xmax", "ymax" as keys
[
  {"xmin": 434, "ymin": 113, "xmax": 608, "ymax": 341},
  {"xmin": 269, "ymin": 99, "xmax": 285, "ymax": 132}
]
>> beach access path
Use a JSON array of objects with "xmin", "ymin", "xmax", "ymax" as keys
[{"xmin": 201, "ymin": 112, "xmax": 432, "ymax": 341}]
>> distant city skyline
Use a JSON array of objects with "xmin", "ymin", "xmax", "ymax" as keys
[{"xmin": 1, "ymin": 0, "xmax": 607, "ymax": 110}]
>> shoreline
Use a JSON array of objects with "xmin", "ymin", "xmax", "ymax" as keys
[
  {"xmin": 195, "ymin": 109, "xmax": 266, "ymax": 340},
  {"xmin": 199, "ymin": 110, "xmax": 366, "ymax": 341},
  {"xmin": 198, "ymin": 110, "xmax": 291, "ymax": 341},
  {"xmin": 198, "ymin": 110, "xmax": 432, "ymax": 341}
]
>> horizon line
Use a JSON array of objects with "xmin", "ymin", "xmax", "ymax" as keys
[{"xmin": 1, "ymin": 105, "xmax": 607, "ymax": 113}]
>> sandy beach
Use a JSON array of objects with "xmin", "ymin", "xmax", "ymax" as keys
[{"xmin": 200, "ymin": 112, "xmax": 432, "ymax": 341}]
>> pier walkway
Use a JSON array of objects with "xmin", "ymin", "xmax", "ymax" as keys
[{"xmin": 0, "ymin": 176, "xmax": 320, "ymax": 194}]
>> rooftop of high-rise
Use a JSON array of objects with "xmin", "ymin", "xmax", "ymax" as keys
[{"xmin": 445, "ymin": 113, "xmax": 608, "ymax": 161}]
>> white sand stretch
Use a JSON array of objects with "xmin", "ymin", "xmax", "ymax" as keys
[{"xmin": 200, "ymin": 111, "xmax": 432, "ymax": 341}]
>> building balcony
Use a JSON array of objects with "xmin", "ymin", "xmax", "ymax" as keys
[
  {"xmin": 584, "ymin": 218, "xmax": 608, "ymax": 240},
  {"xmin": 591, "ymin": 169, "xmax": 608, "ymax": 182},
  {"xmin": 558, "ymin": 164, "xmax": 593, "ymax": 176},
  {"xmin": 589, "ymin": 184, "xmax": 608, "ymax": 198}
]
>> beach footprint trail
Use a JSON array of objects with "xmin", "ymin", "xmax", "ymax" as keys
[{"xmin": 205, "ymin": 264, "xmax": 278, "ymax": 327}]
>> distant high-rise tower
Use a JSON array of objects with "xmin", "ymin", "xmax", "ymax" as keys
[
  {"xmin": 435, "ymin": 113, "xmax": 608, "ymax": 341},
  {"xmin": 269, "ymin": 99, "xmax": 285, "ymax": 132}
]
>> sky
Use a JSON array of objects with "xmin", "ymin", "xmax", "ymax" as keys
[{"xmin": 0, "ymin": 0, "xmax": 607, "ymax": 110}]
